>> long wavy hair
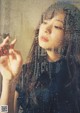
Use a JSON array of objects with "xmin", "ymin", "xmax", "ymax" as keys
[{"xmin": 20, "ymin": 1, "xmax": 80, "ymax": 106}]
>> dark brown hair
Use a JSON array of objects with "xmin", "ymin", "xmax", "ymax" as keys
[{"xmin": 21, "ymin": 1, "xmax": 80, "ymax": 106}]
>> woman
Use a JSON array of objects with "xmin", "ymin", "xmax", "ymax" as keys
[{"xmin": 0, "ymin": 1, "xmax": 80, "ymax": 113}]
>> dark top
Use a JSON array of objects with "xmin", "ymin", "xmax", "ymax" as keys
[{"xmin": 16, "ymin": 58, "xmax": 80, "ymax": 113}]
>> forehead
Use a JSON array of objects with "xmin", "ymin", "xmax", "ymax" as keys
[
  {"xmin": 43, "ymin": 10, "xmax": 65, "ymax": 20},
  {"xmin": 53, "ymin": 12, "xmax": 65, "ymax": 22},
  {"xmin": 43, "ymin": 11, "xmax": 65, "ymax": 24}
]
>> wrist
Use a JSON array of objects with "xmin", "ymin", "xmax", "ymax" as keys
[{"xmin": 2, "ymin": 77, "xmax": 11, "ymax": 85}]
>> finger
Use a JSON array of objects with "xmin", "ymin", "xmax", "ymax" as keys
[
  {"xmin": 3, "ymin": 36, "xmax": 10, "ymax": 45},
  {"xmin": 0, "ymin": 38, "xmax": 16, "ymax": 57},
  {"xmin": 9, "ymin": 49, "xmax": 23, "ymax": 63},
  {"xmin": 0, "ymin": 46, "xmax": 9, "ymax": 56},
  {"xmin": 10, "ymin": 39, "xmax": 17, "ymax": 49},
  {"xmin": 14, "ymin": 50, "xmax": 22, "ymax": 62},
  {"xmin": 0, "ymin": 36, "xmax": 10, "ymax": 47},
  {"xmin": 0, "ymin": 55, "xmax": 8, "ymax": 65},
  {"xmin": 0, "ymin": 44, "xmax": 9, "ymax": 57}
]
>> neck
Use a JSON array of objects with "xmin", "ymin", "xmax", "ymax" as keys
[{"xmin": 46, "ymin": 49, "xmax": 62, "ymax": 62}]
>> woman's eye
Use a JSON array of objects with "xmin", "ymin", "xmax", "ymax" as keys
[{"xmin": 54, "ymin": 26, "xmax": 64, "ymax": 30}]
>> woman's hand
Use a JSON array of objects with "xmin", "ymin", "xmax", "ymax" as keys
[{"xmin": 0, "ymin": 36, "xmax": 23, "ymax": 80}]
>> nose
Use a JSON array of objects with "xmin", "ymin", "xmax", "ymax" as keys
[{"xmin": 44, "ymin": 24, "xmax": 52, "ymax": 34}]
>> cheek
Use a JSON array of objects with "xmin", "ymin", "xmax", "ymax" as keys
[
  {"xmin": 38, "ymin": 27, "xmax": 44, "ymax": 42},
  {"xmin": 51, "ymin": 30, "xmax": 64, "ymax": 37},
  {"xmin": 38, "ymin": 30, "xmax": 41, "ymax": 41},
  {"xmin": 51, "ymin": 32, "xmax": 64, "ymax": 46},
  {"xmin": 38, "ymin": 28, "xmax": 42, "ymax": 39}
]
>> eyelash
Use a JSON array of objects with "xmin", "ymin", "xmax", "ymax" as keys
[
  {"xmin": 54, "ymin": 26, "xmax": 64, "ymax": 30},
  {"xmin": 42, "ymin": 21, "xmax": 64, "ymax": 30}
]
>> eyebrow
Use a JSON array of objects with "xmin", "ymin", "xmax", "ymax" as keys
[{"xmin": 56, "ymin": 19, "xmax": 64, "ymax": 24}]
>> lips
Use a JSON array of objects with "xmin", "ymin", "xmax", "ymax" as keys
[{"xmin": 40, "ymin": 36, "xmax": 49, "ymax": 42}]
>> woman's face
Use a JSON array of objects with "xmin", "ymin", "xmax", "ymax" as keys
[{"xmin": 38, "ymin": 12, "xmax": 65, "ymax": 50}]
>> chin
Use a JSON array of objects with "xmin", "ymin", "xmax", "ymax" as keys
[{"xmin": 39, "ymin": 43, "xmax": 49, "ymax": 49}]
